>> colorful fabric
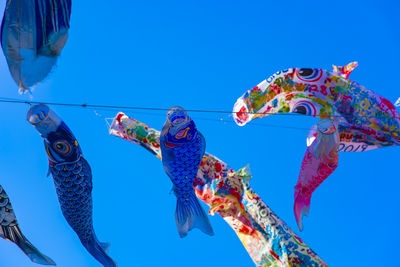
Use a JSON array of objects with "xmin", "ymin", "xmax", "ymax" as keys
[
  {"xmin": 294, "ymin": 120, "xmax": 339, "ymax": 231},
  {"xmin": 0, "ymin": 185, "xmax": 55, "ymax": 265},
  {"xmin": 1, "ymin": 0, "xmax": 71, "ymax": 93},
  {"xmin": 109, "ymin": 112, "xmax": 327, "ymax": 267},
  {"xmin": 27, "ymin": 104, "xmax": 117, "ymax": 267},
  {"xmin": 160, "ymin": 107, "xmax": 214, "ymax": 237},
  {"xmin": 233, "ymin": 62, "xmax": 400, "ymax": 230}
]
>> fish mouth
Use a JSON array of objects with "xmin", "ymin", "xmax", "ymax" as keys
[
  {"xmin": 27, "ymin": 104, "xmax": 62, "ymax": 137},
  {"xmin": 167, "ymin": 106, "xmax": 189, "ymax": 126},
  {"xmin": 232, "ymin": 99, "xmax": 251, "ymax": 126},
  {"xmin": 317, "ymin": 119, "xmax": 338, "ymax": 135},
  {"xmin": 27, "ymin": 104, "xmax": 50, "ymax": 124}
]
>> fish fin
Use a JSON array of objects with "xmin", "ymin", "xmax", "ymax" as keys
[
  {"xmin": 230, "ymin": 164, "xmax": 252, "ymax": 183},
  {"xmin": 84, "ymin": 238, "xmax": 117, "ymax": 267},
  {"xmin": 293, "ymin": 187, "xmax": 311, "ymax": 232},
  {"xmin": 100, "ymin": 242, "xmax": 111, "ymax": 254},
  {"xmin": 332, "ymin": 61, "xmax": 358, "ymax": 79},
  {"xmin": 394, "ymin": 97, "xmax": 400, "ymax": 107},
  {"xmin": 175, "ymin": 191, "xmax": 214, "ymax": 238},
  {"xmin": 0, "ymin": 225, "xmax": 56, "ymax": 265},
  {"xmin": 169, "ymin": 186, "xmax": 175, "ymax": 195},
  {"xmin": 306, "ymin": 125, "xmax": 318, "ymax": 147}
]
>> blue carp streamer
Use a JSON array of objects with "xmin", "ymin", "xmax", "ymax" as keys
[
  {"xmin": 27, "ymin": 104, "xmax": 116, "ymax": 267},
  {"xmin": 160, "ymin": 107, "xmax": 214, "ymax": 238}
]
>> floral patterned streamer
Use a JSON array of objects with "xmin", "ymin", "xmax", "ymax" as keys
[
  {"xmin": 109, "ymin": 112, "xmax": 327, "ymax": 267},
  {"xmin": 233, "ymin": 62, "xmax": 400, "ymax": 151},
  {"xmin": 232, "ymin": 62, "xmax": 400, "ymax": 230}
]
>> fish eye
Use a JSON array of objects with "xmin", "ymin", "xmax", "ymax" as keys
[
  {"xmin": 296, "ymin": 68, "xmax": 322, "ymax": 82},
  {"xmin": 292, "ymin": 101, "xmax": 317, "ymax": 116},
  {"xmin": 54, "ymin": 141, "xmax": 71, "ymax": 154},
  {"xmin": 293, "ymin": 105, "xmax": 307, "ymax": 114},
  {"xmin": 298, "ymin": 68, "xmax": 314, "ymax": 77}
]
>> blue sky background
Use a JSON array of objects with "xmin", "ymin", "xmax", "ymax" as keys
[{"xmin": 1, "ymin": 0, "xmax": 400, "ymax": 266}]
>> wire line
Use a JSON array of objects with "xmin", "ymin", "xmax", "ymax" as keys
[{"xmin": 0, "ymin": 97, "xmax": 391, "ymax": 120}]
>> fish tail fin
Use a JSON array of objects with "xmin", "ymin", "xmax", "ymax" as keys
[
  {"xmin": 175, "ymin": 191, "xmax": 214, "ymax": 238},
  {"xmin": 293, "ymin": 185, "xmax": 311, "ymax": 232},
  {"xmin": 0, "ymin": 225, "xmax": 56, "ymax": 265},
  {"xmin": 332, "ymin": 61, "xmax": 358, "ymax": 78},
  {"xmin": 84, "ymin": 238, "xmax": 117, "ymax": 267}
]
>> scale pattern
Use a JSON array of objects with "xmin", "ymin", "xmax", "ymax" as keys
[
  {"xmin": 0, "ymin": 185, "xmax": 55, "ymax": 265},
  {"xmin": 0, "ymin": 185, "xmax": 17, "ymax": 228},
  {"xmin": 163, "ymin": 134, "xmax": 204, "ymax": 199},
  {"xmin": 49, "ymin": 157, "xmax": 94, "ymax": 241}
]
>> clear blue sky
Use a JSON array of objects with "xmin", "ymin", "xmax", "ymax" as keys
[{"xmin": 1, "ymin": 0, "xmax": 399, "ymax": 266}]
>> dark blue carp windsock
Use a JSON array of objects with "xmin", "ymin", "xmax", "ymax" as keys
[
  {"xmin": 1, "ymin": 0, "xmax": 71, "ymax": 93},
  {"xmin": 0, "ymin": 185, "xmax": 55, "ymax": 265},
  {"xmin": 27, "ymin": 104, "xmax": 117, "ymax": 267},
  {"xmin": 160, "ymin": 107, "xmax": 214, "ymax": 238}
]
